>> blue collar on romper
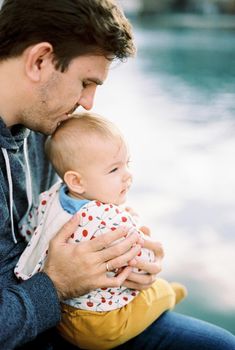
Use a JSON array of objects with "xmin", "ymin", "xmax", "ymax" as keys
[{"xmin": 59, "ymin": 184, "xmax": 90, "ymax": 215}]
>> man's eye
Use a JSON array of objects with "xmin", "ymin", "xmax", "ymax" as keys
[
  {"xmin": 109, "ymin": 168, "xmax": 118, "ymax": 173},
  {"xmin": 82, "ymin": 82, "xmax": 88, "ymax": 88}
]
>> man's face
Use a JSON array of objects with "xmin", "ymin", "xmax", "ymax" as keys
[{"xmin": 20, "ymin": 55, "xmax": 111, "ymax": 135}]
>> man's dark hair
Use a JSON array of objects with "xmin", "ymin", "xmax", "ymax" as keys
[{"xmin": 0, "ymin": 0, "xmax": 135, "ymax": 71}]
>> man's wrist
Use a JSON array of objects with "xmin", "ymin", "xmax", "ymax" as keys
[{"xmin": 42, "ymin": 267, "xmax": 65, "ymax": 301}]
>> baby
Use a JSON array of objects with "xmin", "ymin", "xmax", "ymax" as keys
[{"xmin": 15, "ymin": 112, "xmax": 187, "ymax": 349}]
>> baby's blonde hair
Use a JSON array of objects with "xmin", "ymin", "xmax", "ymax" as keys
[{"xmin": 45, "ymin": 112, "xmax": 124, "ymax": 179}]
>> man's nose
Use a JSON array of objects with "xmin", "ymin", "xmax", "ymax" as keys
[{"xmin": 78, "ymin": 85, "xmax": 97, "ymax": 111}]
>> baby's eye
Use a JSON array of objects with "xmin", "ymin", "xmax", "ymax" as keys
[{"xmin": 109, "ymin": 167, "xmax": 118, "ymax": 173}]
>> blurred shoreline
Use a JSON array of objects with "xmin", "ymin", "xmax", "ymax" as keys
[
  {"xmin": 133, "ymin": 14, "xmax": 235, "ymax": 30},
  {"xmin": 118, "ymin": 0, "xmax": 235, "ymax": 29}
]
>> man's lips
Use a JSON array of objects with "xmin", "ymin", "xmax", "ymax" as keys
[
  {"xmin": 67, "ymin": 103, "xmax": 79, "ymax": 115},
  {"xmin": 57, "ymin": 114, "xmax": 71, "ymax": 126},
  {"xmin": 57, "ymin": 104, "xmax": 80, "ymax": 127}
]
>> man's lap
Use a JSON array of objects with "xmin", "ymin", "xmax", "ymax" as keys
[{"xmin": 114, "ymin": 311, "xmax": 235, "ymax": 350}]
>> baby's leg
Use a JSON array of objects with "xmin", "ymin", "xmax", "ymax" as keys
[
  {"xmin": 170, "ymin": 281, "xmax": 188, "ymax": 304},
  {"xmin": 58, "ymin": 279, "xmax": 187, "ymax": 349}
]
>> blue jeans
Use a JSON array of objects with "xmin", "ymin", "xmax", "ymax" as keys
[{"xmin": 114, "ymin": 311, "xmax": 235, "ymax": 350}]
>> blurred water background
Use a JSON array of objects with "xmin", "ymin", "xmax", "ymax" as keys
[{"xmin": 94, "ymin": 1, "xmax": 235, "ymax": 334}]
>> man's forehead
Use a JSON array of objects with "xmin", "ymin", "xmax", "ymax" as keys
[{"xmin": 71, "ymin": 54, "xmax": 111, "ymax": 78}]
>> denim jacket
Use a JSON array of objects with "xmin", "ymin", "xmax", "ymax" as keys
[{"xmin": 0, "ymin": 117, "xmax": 60, "ymax": 349}]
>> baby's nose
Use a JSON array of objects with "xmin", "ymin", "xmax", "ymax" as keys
[{"xmin": 124, "ymin": 172, "xmax": 133, "ymax": 185}]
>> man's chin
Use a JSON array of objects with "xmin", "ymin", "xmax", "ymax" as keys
[{"xmin": 35, "ymin": 124, "xmax": 57, "ymax": 136}]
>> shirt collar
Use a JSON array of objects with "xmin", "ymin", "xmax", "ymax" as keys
[{"xmin": 59, "ymin": 184, "xmax": 89, "ymax": 214}]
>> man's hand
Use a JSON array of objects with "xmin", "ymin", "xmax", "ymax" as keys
[
  {"xmin": 124, "ymin": 234, "xmax": 164, "ymax": 291},
  {"xmin": 43, "ymin": 213, "xmax": 142, "ymax": 300}
]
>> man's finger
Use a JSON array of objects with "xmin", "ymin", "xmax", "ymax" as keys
[
  {"xmin": 125, "ymin": 270, "xmax": 157, "ymax": 286},
  {"xmin": 98, "ymin": 232, "xmax": 141, "ymax": 262},
  {"xmin": 89, "ymin": 226, "xmax": 139, "ymax": 253},
  {"xmin": 102, "ymin": 266, "xmax": 133, "ymax": 288},
  {"xmin": 102, "ymin": 244, "xmax": 141, "ymax": 270},
  {"xmin": 129, "ymin": 259, "xmax": 162, "ymax": 275}
]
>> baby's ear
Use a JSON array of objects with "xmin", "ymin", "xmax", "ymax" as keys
[{"xmin": 64, "ymin": 171, "xmax": 85, "ymax": 194}]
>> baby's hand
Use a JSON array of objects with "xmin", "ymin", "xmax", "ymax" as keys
[
  {"xmin": 124, "ymin": 238, "xmax": 164, "ymax": 291},
  {"xmin": 125, "ymin": 206, "xmax": 139, "ymax": 220},
  {"xmin": 139, "ymin": 225, "xmax": 151, "ymax": 237}
]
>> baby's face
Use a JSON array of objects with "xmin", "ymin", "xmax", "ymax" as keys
[{"xmin": 78, "ymin": 135, "xmax": 132, "ymax": 205}]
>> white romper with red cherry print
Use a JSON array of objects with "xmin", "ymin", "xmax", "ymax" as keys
[{"xmin": 15, "ymin": 181, "xmax": 154, "ymax": 312}]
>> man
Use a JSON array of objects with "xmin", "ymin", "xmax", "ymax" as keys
[
  {"xmin": 1, "ymin": 1, "xmax": 235, "ymax": 350},
  {"xmin": 0, "ymin": 1, "xmax": 163, "ymax": 349}
]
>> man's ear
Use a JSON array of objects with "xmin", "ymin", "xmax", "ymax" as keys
[
  {"xmin": 64, "ymin": 171, "xmax": 85, "ymax": 195},
  {"xmin": 24, "ymin": 42, "xmax": 54, "ymax": 82}
]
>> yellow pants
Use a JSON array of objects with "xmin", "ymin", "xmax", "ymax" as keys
[{"xmin": 58, "ymin": 278, "xmax": 186, "ymax": 349}]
